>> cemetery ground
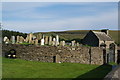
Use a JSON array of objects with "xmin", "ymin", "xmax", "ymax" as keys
[{"xmin": 2, "ymin": 57, "xmax": 112, "ymax": 79}]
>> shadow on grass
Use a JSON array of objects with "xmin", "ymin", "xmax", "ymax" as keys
[{"xmin": 74, "ymin": 64, "xmax": 112, "ymax": 80}]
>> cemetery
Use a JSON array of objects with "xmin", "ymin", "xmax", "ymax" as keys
[
  {"xmin": 2, "ymin": 30, "xmax": 120, "ymax": 65},
  {"xmin": 2, "ymin": 30, "xmax": 120, "ymax": 79}
]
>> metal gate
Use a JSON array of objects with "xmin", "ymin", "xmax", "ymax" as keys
[
  {"xmin": 109, "ymin": 50, "xmax": 115, "ymax": 62},
  {"xmin": 108, "ymin": 43, "xmax": 115, "ymax": 63}
]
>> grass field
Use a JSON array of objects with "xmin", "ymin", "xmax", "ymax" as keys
[{"xmin": 2, "ymin": 58, "xmax": 112, "ymax": 79}]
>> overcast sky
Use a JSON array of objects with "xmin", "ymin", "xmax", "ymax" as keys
[{"xmin": 2, "ymin": 2, "xmax": 118, "ymax": 33}]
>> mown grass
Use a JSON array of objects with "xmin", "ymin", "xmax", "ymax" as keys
[{"xmin": 2, "ymin": 58, "xmax": 112, "ymax": 79}]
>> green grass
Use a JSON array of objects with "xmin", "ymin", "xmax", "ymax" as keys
[
  {"xmin": 2, "ymin": 58, "xmax": 112, "ymax": 79},
  {"xmin": 109, "ymin": 62, "xmax": 117, "ymax": 65},
  {"xmin": 18, "ymin": 42, "xmax": 32, "ymax": 45}
]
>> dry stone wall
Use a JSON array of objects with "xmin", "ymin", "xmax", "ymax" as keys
[{"xmin": 2, "ymin": 44, "xmax": 103, "ymax": 65}]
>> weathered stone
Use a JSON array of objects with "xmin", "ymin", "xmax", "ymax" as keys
[
  {"xmin": 49, "ymin": 36, "xmax": 52, "ymax": 45},
  {"xmin": 41, "ymin": 38, "xmax": 44, "ymax": 45},
  {"xmin": 36, "ymin": 34, "xmax": 42, "ymax": 40},
  {"xmin": 19, "ymin": 36, "xmax": 24, "ymax": 43},
  {"xmin": 28, "ymin": 33, "xmax": 33, "ymax": 43},
  {"xmin": 3, "ymin": 37, "xmax": 10, "ymax": 44},
  {"xmin": 25, "ymin": 35, "xmax": 29, "ymax": 43},
  {"xmin": 35, "ymin": 39, "xmax": 38, "ymax": 45},
  {"xmin": 52, "ymin": 38, "xmax": 56, "ymax": 46},
  {"xmin": 3, "ymin": 36, "xmax": 8, "ymax": 42},
  {"xmin": 71, "ymin": 40, "xmax": 76, "ymax": 46},
  {"xmin": 16, "ymin": 36, "xmax": 20, "ymax": 43},
  {"xmin": 2, "ymin": 44, "xmax": 106, "ymax": 65},
  {"xmin": 11, "ymin": 36, "xmax": 15, "ymax": 44},
  {"xmin": 55, "ymin": 54, "xmax": 61, "ymax": 63},
  {"xmin": 45, "ymin": 36, "xmax": 49, "ymax": 45},
  {"xmin": 76, "ymin": 42, "xmax": 79, "ymax": 46},
  {"xmin": 60, "ymin": 41, "xmax": 65, "ymax": 46},
  {"xmin": 55, "ymin": 35, "xmax": 59, "ymax": 46}
]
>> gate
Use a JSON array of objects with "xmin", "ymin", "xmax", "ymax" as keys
[
  {"xmin": 109, "ymin": 43, "xmax": 115, "ymax": 63},
  {"xmin": 103, "ymin": 49, "xmax": 107, "ymax": 64},
  {"xmin": 117, "ymin": 50, "xmax": 120, "ymax": 64}
]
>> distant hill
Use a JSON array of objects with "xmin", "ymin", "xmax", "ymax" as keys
[{"xmin": 2, "ymin": 30, "xmax": 27, "ymax": 39}]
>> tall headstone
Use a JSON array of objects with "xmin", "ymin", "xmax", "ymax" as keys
[
  {"xmin": 72, "ymin": 40, "xmax": 76, "ymax": 46},
  {"xmin": 45, "ymin": 36, "xmax": 49, "ymax": 45},
  {"xmin": 29, "ymin": 33, "xmax": 33, "ymax": 43},
  {"xmin": 16, "ymin": 36, "xmax": 20, "ymax": 43},
  {"xmin": 35, "ymin": 39, "xmax": 38, "ymax": 45},
  {"xmin": 41, "ymin": 35, "xmax": 45, "ymax": 45},
  {"xmin": 49, "ymin": 36, "xmax": 52, "ymax": 45},
  {"xmin": 11, "ymin": 36, "xmax": 15, "ymax": 44},
  {"xmin": 52, "ymin": 38, "xmax": 56, "ymax": 46},
  {"xmin": 55, "ymin": 35, "xmax": 59, "ymax": 46}
]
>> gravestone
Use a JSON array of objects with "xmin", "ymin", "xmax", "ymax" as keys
[
  {"xmin": 3, "ymin": 36, "xmax": 9, "ymax": 44},
  {"xmin": 19, "ymin": 36, "xmax": 24, "ymax": 43},
  {"xmin": 60, "ymin": 41, "xmax": 65, "ymax": 46},
  {"xmin": 41, "ymin": 38, "xmax": 45, "ymax": 45},
  {"xmin": 29, "ymin": 33, "xmax": 33, "ymax": 43},
  {"xmin": 55, "ymin": 35, "xmax": 59, "ymax": 46},
  {"xmin": 11, "ymin": 36, "xmax": 15, "ymax": 44},
  {"xmin": 52, "ymin": 38, "xmax": 56, "ymax": 46},
  {"xmin": 6, "ymin": 38, "xmax": 10, "ymax": 44},
  {"xmin": 76, "ymin": 42, "xmax": 79, "ymax": 46},
  {"xmin": 33, "ymin": 35, "xmax": 36, "ymax": 40},
  {"xmin": 72, "ymin": 40, "xmax": 76, "ymax": 46},
  {"xmin": 3, "ymin": 36, "xmax": 8, "ymax": 42},
  {"xmin": 36, "ymin": 34, "xmax": 42, "ymax": 40},
  {"xmin": 16, "ymin": 36, "xmax": 20, "ymax": 43},
  {"xmin": 62, "ymin": 41, "xmax": 65, "ymax": 46},
  {"xmin": 35, "ymin": 39, "xmax": 38, "ymax": 45},
  {"xmin": 49, "ymin": 36, "xmax": 52, "ymax": 45},
  {"xmin": 25, "ymin": 35, "xmax": 29, "ymax": 43},
  {"xmin": 31, "ymin": 40, "xmax": 35, "ymax": 44},
  {"xmin": 45, "ymin": 36, "xmax": 49, "ymax": 45},
  {"xmin": 60, "ymin": 41, "xmax": 62, "ymax": 46}
]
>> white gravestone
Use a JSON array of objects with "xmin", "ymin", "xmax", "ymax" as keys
[
  {"xmin": 3, "ymin": 36, "xmax": 8, "ymax": 42},
  {"xmin": 41, "ymin": 35, "xmax": 45, "ymax": 45},
  {"xmin": 52, "ymin": 38, "xmax": 56, "ymax": 46},
  {"xmin": 56, "ymin": 35, "xmax": 59, "ymax": 46}
]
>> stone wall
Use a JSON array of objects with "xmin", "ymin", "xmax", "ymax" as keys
[{"xmin": 2, "ymin": 44, "xmax": 103, "ymax": 65}]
